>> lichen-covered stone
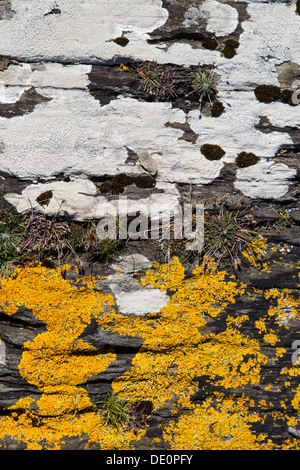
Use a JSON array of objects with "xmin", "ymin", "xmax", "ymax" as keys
[{"xmin": 0, "ymin": 0, "xmax": 300, "ymax": 451}]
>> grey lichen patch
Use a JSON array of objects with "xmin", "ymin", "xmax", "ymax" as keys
[
  {"xmin": 137, "ymin": 151, "xmax": 158, "ymax": 177},
  {"xmin": 125, "ymin": 148, "xmax": 139, "ymax": 165},
  {"xmin": 275, "ymin": 62, "xmax": 300, "ymax": 89},
  {"xmin": 0, "ymin": 0, "xmax": 15, "ymax": 20},
  {"xmin": 0, "ymin": 56, "xmax": 10, "ymax": 72},
  {"xmin": 255, "ymin": 115, "xmax": 272, "ymax": 133},
  {"xmin": 235, "ymin": 152, "xmax": 260, "ymax": 169},
  {"xmin": 0, "ymin": 87, "xmax": 51, "ymax": 119}
]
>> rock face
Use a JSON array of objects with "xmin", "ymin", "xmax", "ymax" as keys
[{"xmin": 0, "ymin": 0, "xmax": 300, "ymax": 451}]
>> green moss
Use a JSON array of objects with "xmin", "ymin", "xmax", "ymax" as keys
[
  {"xmin": 223, "ymin": 39, "xmax": 239, "ymax": 59},
  {"xmin": 134, "ymin": 175, "xmax": 156, "ymax": 189},
  {"xmin": 36, "ymin": 190, "xmax": 53, "ymax": 207},
  {"xmin": 99, "ymin": 180, "xmax": 124, "ymax": 195},
  {"xmin": 254, "ymin": 85, "xmax": 282, "ymax": 103},
  {"xmin": 202, "ymin": 37, "xmax": 218, "ymax": 50},
  {"xmin": 200, "ymin": 144, "xmax": 225, "ymax": 161},
  {"xmin": 254, "ymin": 85, "xmax": 296, "ymax": 106},
  {"xmin": 281, "ymin": 89, "xmax": 296, "ymax": 106},
  {"xmin": 235, "ymin": 152, "xmax": 260, "ymax": 168},
  {"xmin": 99, "ymin": 173, "xmax": 156, "ymax": 195},
  {"xmin": 114, "ymin": 174, "xmax": 133, "ymax": 186},
  {"xmin": 211, "ymin": 100, "xmax": 225, "ymax": 117},
  {"xmin": 113, "ymin": 37, "xmax": 129, "ymax": 47}
]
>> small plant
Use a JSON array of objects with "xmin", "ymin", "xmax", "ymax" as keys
[
  {"xmin": 265, "ymin": 208, "xmax": 295, "ymax": 232},
  {"xmin": 0, "ymin": 208, "xmax": 26, "ymax": 277},
  {"xmin": 92, "ymin": 236, "xmax": 124, "ymax": 261},
  {"xmin": 97, "ymin": 393, "xmax": 129, "ymax": 428},
  {"xmin": 127, "ymin": 401, "xmax": 152, "ymax": 435},
  {"xmin": 70, "ymin": 221, "xmax": 125, "ymax": 262},
  {"xmin": 24, "ymin": 210, "xmax": 71, "ymax": 262},
  {"xmin": 276, "ymin": 209, "xmax": 295, "ymax": 230},
  {"xmin": 188, "ymin": 63, "xmax": 217, "ymax": 107},
  {"xmin": 203, "ymin": 200, "xmax": 265, "ymax": 270},
  {"xmin": 96, "ymin": 394, "xmax": 152, "ymax": 432},
  {"xmin": 136, "ymin": 61, "xmax": 177, "ymax": 101}
]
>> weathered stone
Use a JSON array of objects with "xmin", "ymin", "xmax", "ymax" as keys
[
  {"xmin": 0, "ymin": 0, "xmax": 299, "ymax": 451},
  {"xmin": 137, "ymin": 151, "xmax": 158, "ymax": 177}
]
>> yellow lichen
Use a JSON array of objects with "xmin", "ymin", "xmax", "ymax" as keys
[
  {"xmin": 163, "ymin": 394, "xmax": 270, "ymax": 450},
  {"xmin": 0, "ymin": 255, "xmax": 299, "ymax": 450},
  {"xmin": 101, "ymin": 258, "xmax": 267, "ymax": 410},
  {"xmin": 0, "ymin": 264, "xmax": 142, "ymax": 449},
  {"xmin": 265, "ymin": 288, "xmax": 299, "ymax": 325},
  {"xmin": 241, "ymin": 238, "xmax": 268, "ymax": 267}
]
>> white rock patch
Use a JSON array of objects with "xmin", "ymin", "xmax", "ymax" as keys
[
  {"xmin": 0, "ymin": 1, "xmax": 299, "ymax": 203},
  {"xmin": 108, "ymin": 279, "xmax": 170, "ymax": 315},
  {"xmin": 0, "ymin": 0, "xmax": 168, "ymax": 63},
  {"xmin": 4, "ymin": 179, "xmax": 182, "ymax": 222},
  {"xmin": 184, "ymin": 0, "xmax": 238, "ymax": 37},
  {"xmin": 234, "ymin": 161, "xmax": 296, "ymax": 199},
  {"xmin": 107, "ymin": 265, "xmax": 170, "ymax": 315}
]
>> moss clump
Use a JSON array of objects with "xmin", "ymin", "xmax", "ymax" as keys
[
  {"xmin": 211, "ymin": 100, "xmax": 225, "ymax": 117},
  {"xmin": 254, "ymin": 85, "xmax": 282, "ymax": 103},
  {"xmin": 223, "ymin": 39, "xmax": 239, "ymax": 59},
  {"xmin": 113, "ymin": 37, "xmax": 129, "ymax": 47},
  {"xmin": 200, "ymin": 144, "xmax": 225, "ymax": 161},
  {"xmin": 202, "ymin": 37, "xmax": 218, "ymax": 50},
  {"xmin": 255, "ymin": 86, "xmax": 296, "ymax": 106},
  {"xmin": 235, "ymin": 151, "xmax": 260, "ymax": 168},
  {"xmin": 281, "ymin": 89, "xmax": 296, "ymax": 106},
  {"xmin": 134, "ymin": 175, "xmax": 156, "ymax": 188},
  {"xmin": 113, "ymin": 174, "xmax": 133, "ymax": 186},
  {"xmin": 99, "ymin": 180, "xmax": 124, "ymax": 195},
  {"xmin": 99, "ymin": 173, "xmax": 156, "ymax": 195},
  {"xmin": 36, "ymin": 190, "xmax": 53, "ymax": 207}
]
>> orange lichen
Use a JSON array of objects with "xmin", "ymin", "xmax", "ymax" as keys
[
  {"xmin": 102, "ymin": 258, "xmax": 266, "ymax": 410},
  {"xmin": 0, "ymin": 256, "xmax": 299, "ymax": 450},
  {"xmin": 265, "ymin": 288, "xmax": 299, "ymax": 325},
  {"xmin": 163, "ymin": 394, "xmax": 270, "ymax": 450},
  {"xmin": 241, "ymin": 238, "xmax": 268, "ymax": 267},
  {"xmin": 0, "ymin": 264, "xmax": 142, "ymax": 449}
]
